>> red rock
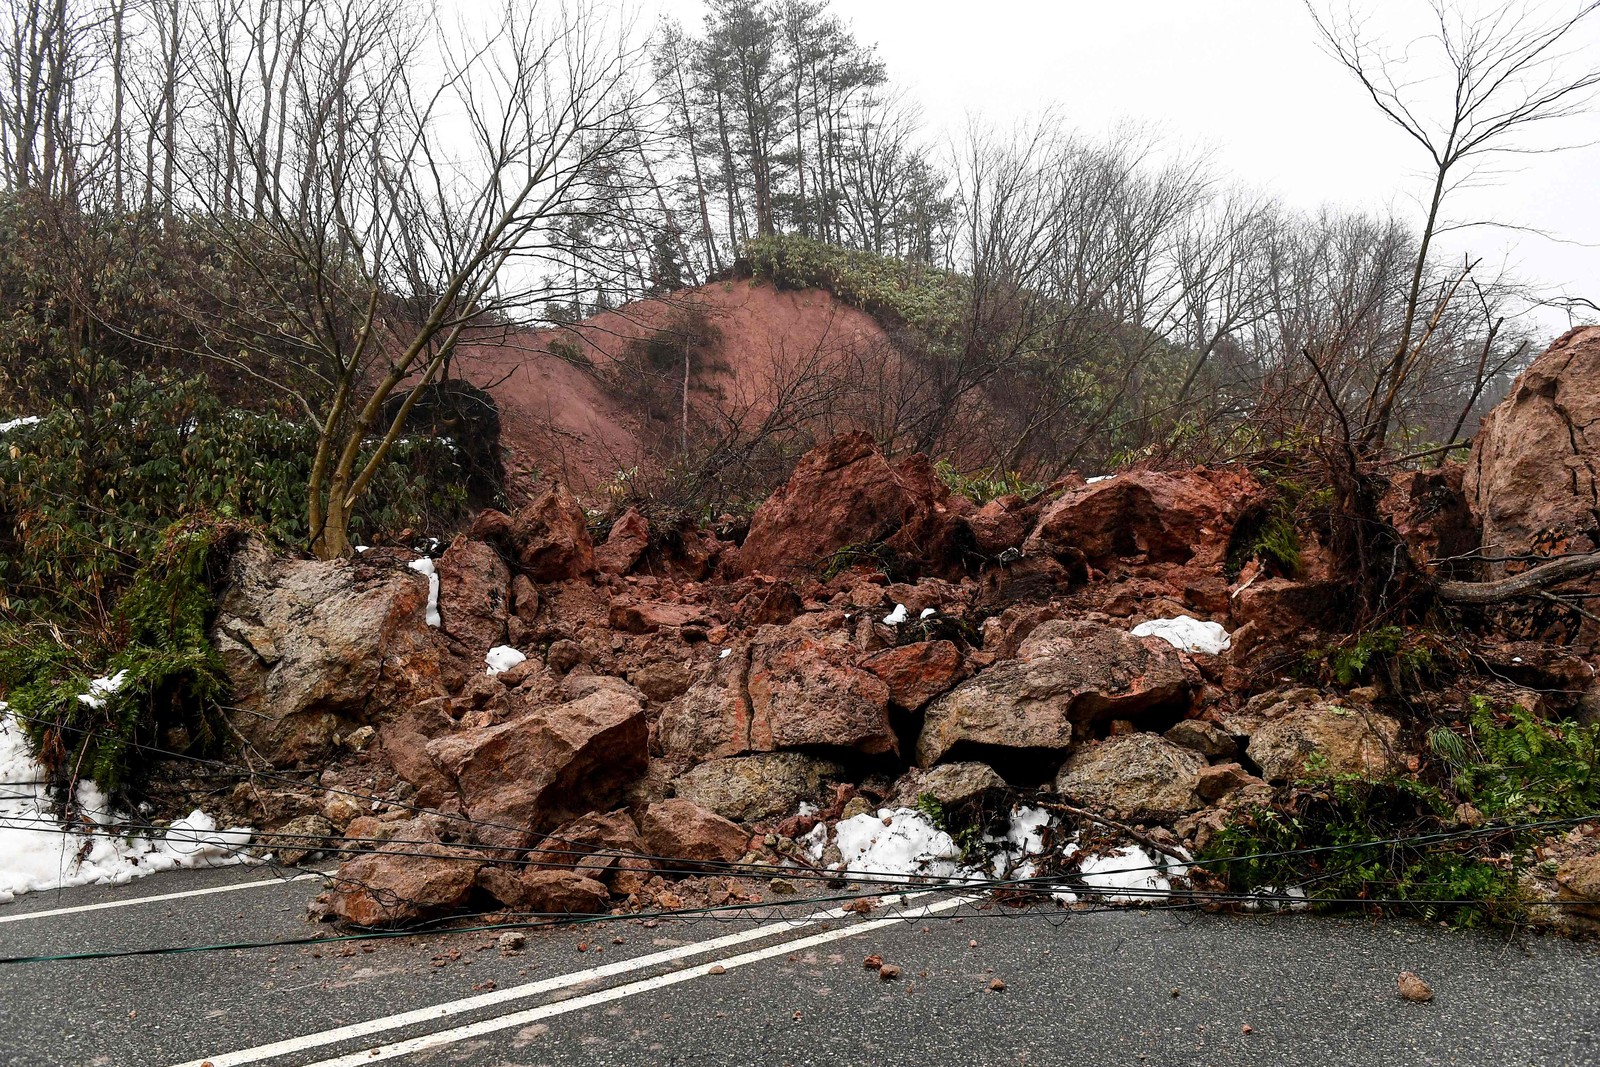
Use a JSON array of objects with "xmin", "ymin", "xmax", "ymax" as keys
[
  {"xmin": 377, "ymin": 722, "xmax": 458, "ymax": 808},
  {"xmin": 322, "ymin": 819, "xmax": 480, "ymax": 927},
  {"xmin": 659, "ymin": 627, "xmax": 895, "ymax": 762},
  {"xmin": 1028, "ymin": 467, "xmax": 1258, "ymax": 572},
  {"xmin": 1384, "ymin": 465, "xmax": 1477, "ymax": 575},
  {"xmin": 475, "ymin": 868, "xmax": 610, "ymax": 914},
  {"xmin": 861, "ymin": 640, "xmax": 966, "ymax": 710},
  {"xmin": 595, "ymin": 508, "xmax": 649, "ymax": 576},
  {"xmin": 965, "ymin": 494, "xmax": 1040, "ymax": 557},
  {"xmin": 639, "ymin": 799, "xmax": 749, "ymax": 866},
  {"xmin": 426, "ymin": 684, "xmax": 647, "ymax": 847},
  {"xmin": 509, "ymin": 483, "xmax": 594, "ymax": 582},
  {"xmin": 434, "ymin": 538, "xmax": 510, "ymax": 652},
  {"xmin": 1194, "ymin": 762, "xmax": 1263, "ymax": 803},
  {"xmin": 608, "ymin": 597, "xmax": 709, "ymax": 634},
  {"xmin": 737, "ymin": 432, "xmax": 961, "ymax": 579},
  {"xmin": 526, "ymin": 810, "xmax": 647, "ymax": 877}
]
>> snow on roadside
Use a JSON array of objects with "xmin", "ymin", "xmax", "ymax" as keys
[
  {"xmin": 832, "ymin": 807, "xmax": 966, "ymax": 881},
  {"xmin": 1131, "ymin": 615, "xmax": 1231, "ymax": 655},
  {"xmin": 0, "ymin": 705, "xmax": 253, "ymax": 904}
]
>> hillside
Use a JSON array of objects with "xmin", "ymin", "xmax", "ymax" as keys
[{"xmin": 452, "ymin": 279, "xmax": 899, "ymax": 496}]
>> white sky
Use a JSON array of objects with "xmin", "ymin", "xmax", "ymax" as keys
[{"xmin": 652, "ymin": 0, "xmax": 1600, "ymax": 337}]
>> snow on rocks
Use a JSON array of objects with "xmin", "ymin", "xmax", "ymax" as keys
[
  {"xmin": 0, "ymin": 415, "xmax": 41, "ymax": 434},
  {"xmin": 882, "ymin": 604, "xmax": 909, "ymax": 625},
  {"xmin": 1131, "ymin": 615, "xmax": 1231, "ymax": 655},
  {"xmin": 0, "ymin": 708, "xmax": 252, "ymax": 904},
  {"xmin": 832, "ymin": 807, "xmax": 965, "ymax": 881},
  {"xmin": 483, "ymin": 645, "xmax": 526, "ymax": 675},
  {"xmin": 407, "ymin": 556, "xmax": 441, "ymax": 627}
]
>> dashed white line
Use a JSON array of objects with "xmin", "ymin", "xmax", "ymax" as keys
[{"xmin": 0, "ymin": 872, "xmax": 324, "ymax": 925}]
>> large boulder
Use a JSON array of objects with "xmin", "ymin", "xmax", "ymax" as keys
[
  {"xmin": 915, "ymin": 620, "xmax": 1194, "ymax": 767},
  {"xmin": 1246, "ymin": 701, "xmax": 1408, "ymax": 783},
  {"xmin": 639, "ymin": 799, "xmax": 750, "ymax": 866},
  {"xmin": 1028, "ymin": 467, "xmax": 1258, "ymax": 572},
  {"xmin": 510, "ymin": 482, "xmax": 595, "ymax": 581},
  {"xmin": 1468, "ymin": 325, "xmax": 1600, "ymax": 565},
  {"xmin": 670, "ymin": 753, "xmax": 844, "ymax": 822},
  {"xmin": 212, "ymin": 541, "xmax": 445, "ymax": 764},
  {"xmin": 659, "ymin": 627, "xmax": 895, "ymax": 763},
  {"xmin": 736, "ymin": 432, "xmax": 961, "ymax": 578},
  {"xmin": 475, "ymin": 868, "xmax": 610, "ymax": 914},
  {"xmin": 426, "ymin": 682, "xmax": 647, "ymax": 847},
  {"xmin": 595, "ymin": 507, "xmax": 650, "ymax": 576},
  {"xmin": 1055, "ymin": 733, "xmax": 1206, "ymax": 821},
  {"xmin": 321, "ymin": 819, "xmax": 479, "ymax": 927},
  {"xmin": 433, "ymin": 538, "xmax": 510, "ymax": 653}
]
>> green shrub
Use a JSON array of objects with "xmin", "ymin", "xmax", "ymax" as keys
[
  {"xmin": 0, "ymin": 518, "xmax": 239, "ymax": 800},
  {"xmin": 934, "ymin": 459, "xmax": 1043, "ymax": 505}
]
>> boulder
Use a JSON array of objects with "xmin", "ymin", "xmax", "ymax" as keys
[
  {"xmin": 475, "ymin": 868, "xmax": 611, "ymax": 914},
  {"xmin": 510, "ymin": 483, "xmax": 595, "ymax": 581},
  {"xmin": 595, "ymin": 508, "xmax": 650, "ymax": 576},
  {"xmin": 1384, "ymin": 465, "xmax": 1478, "ymax": 576},
  {"xmin": 670, "ymin": 753, "xmax": 844, "ymax": 822},
  {"xmin": 212, "ymin": 541, "xmax": 445, "ymax": 764},
  {"xmin": 608, "ymin": 597, "xmax": 709, "ymax": 634},
  {"xmin": 1054, "ymin": 733, "xmax": 1206, "ymax": 821},
  {"xmin": 1467, "ymin": 325, "xmax": 1600, "ymax": 572},
  {"xmin": 639, "ymin": 799, "xmax": 750, "ymax": 866},
  {"xmin": 659, "ymin": 628, "xmax": 895, "ymax": 763},
  {"xmin": 433, "ymin": 538, "xmax": 510, "ymax": 653},
  {"xmin": 321, "ymin": 819, "xmax": 479, "ymax": 927},
  {"xmin": 426, "ymin": 686, "xmax": 647, "ymax": 847},
  {"xmin": 890, "ymin": 762, "xmax": 1006, "ymax": 809},
  {"xmin": 525, "ymin": 810, "xmax": 647, "ymax": 877},
  {"xmin": 1028, "ymin": 467, "xmax": 1258, "ymax": 571},
  {"xmin": 1163, "ymin": 719, "xmax": 1238, "ymax": 759},
  {"xmin": 916, "ymin": 620, "xmax": 1193, "ymax": 767},
  {"xmin": 1194, "ymin": 762, "xmax": 1265, "ymax": 803},
  {"xmin": 736, "ymin": 432, "xmax": 961, "ymax": 578},
  {"xmin": 1246, "ymin": 702, "xmax": 1407, "ymax": 783},
  {"xmin": 1555, "ymin": 855, "xmax": 1600, "ymax": 919},
  {"xmin": 861, "ymin": 640, "xmax": 966, "ymax": 710}
]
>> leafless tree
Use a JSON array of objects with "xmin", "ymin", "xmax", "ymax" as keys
[{"xmin": 1309, "ymin": 0, "xmax": 1600, "ymax": 450}]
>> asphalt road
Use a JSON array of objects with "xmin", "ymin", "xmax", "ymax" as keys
[{"xmin": 1, "ymin": 865, "xmax": 1598, "ymax": 1067}]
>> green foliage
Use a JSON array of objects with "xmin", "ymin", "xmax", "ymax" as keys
[
  {"xmin": 0, "ymin": 518, "xmax": 237, "ymax": 800},
  {"xmin": 915, "ymin": 793, "xmax": 987, "ymax": 862},
  {"xmin": 0, "ymin": 376, "xmax": 466, "ymax": 623},
  {"xmin": 1304, "ymin": 626, "xmax": 1434, "ymax": 689},
  {"xmin": 1446, "ymin": 696, "xmax": 1600, "ymax": 819},
  {"xmin": 1200, "ymin": 778, "xmax": 1525, "ymax": 928},
  {"xmin": 744, "ymin": 233, "xmax": 967, "ymax": 346},
  {"xmin": 934, "ymin": 459, "xmax": 1043, "ymax": 505},
  {"xmin": 1203, "ymin": 696, "xmax": 1600, "ymax": 928}
]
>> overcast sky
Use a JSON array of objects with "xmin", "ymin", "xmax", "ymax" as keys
[{"xmin": 652, "ymin": 0, "xmax": 1600, "ymax": 337}]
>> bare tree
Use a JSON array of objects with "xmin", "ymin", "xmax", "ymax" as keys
[{"xmin": 1309, "ymin": 0, "xmax": 1600, "ymax": 451}]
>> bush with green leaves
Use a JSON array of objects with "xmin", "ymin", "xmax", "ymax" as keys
[
  {"xmin": 933, "ymin": 459, "xmax": 1043, "ymax": 505},
  {"xmin": 1202, "ymin": 696, "xmax": 1600, "ymax": 928}
]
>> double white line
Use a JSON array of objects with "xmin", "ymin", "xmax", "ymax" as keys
[{"xmin": 171, "ymin": 892, "xmax": 972, "ymax": 1067}]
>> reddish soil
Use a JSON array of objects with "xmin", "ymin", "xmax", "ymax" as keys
[{"xmin": 451, "ymin": 280, "xmax": 895, "ymax": 498}]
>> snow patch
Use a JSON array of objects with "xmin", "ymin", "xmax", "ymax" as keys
[
  {"xmin": 0, "ymin": 415, "xmax": 41, "ymax": 434},
  {"xmin": 407, "ymin": 557, "xmax": 441, "ymax": 627},
  {"xmin": 1085, "ymin": 474, "xmax": 1113, "ymax": 484},
  {"xmin": 0, "ymin": 709, "xmax": 252, "ymax": 904},
  {"xmin": 76, "ymin": 669, "xmax": 129, "ymax": 710},
  {"xmin": 919, "ymin": 607, "xmax": 937, "ymax": 620},
  {"xmin": 882, "ymin": 604, "xmax": 909, "ymax": 626},
  {"xmin": 1131, "ymin": 615, "xmax": 1231, "ymax": 655},
  {"xmin": 832, "ymin": 807, "xmax": 964, "ymax": 881},
  {"xmin": 1076, "ymin": 845, "xmax": 1172, "ymax": 904},
  {"xmin": 484, "ymin": 645, "xmax": 526, "ymax": 675}
]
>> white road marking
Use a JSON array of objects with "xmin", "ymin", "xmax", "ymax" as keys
[
  {"xmin": 0, "ymin": 872, "xmax": 324, "ymax": 925},
  {"xmin": 172, "ymin": 892, "xmax": 965, "ymax": 1067},
  {"xmin": 297, "ymin": 895, "xmax": 972, "ymax": 1067}
]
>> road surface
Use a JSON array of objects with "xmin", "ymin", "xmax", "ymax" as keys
[{"xmin": 1, "ymin": 863, "xmax": 1597, "ymax": 1066}]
